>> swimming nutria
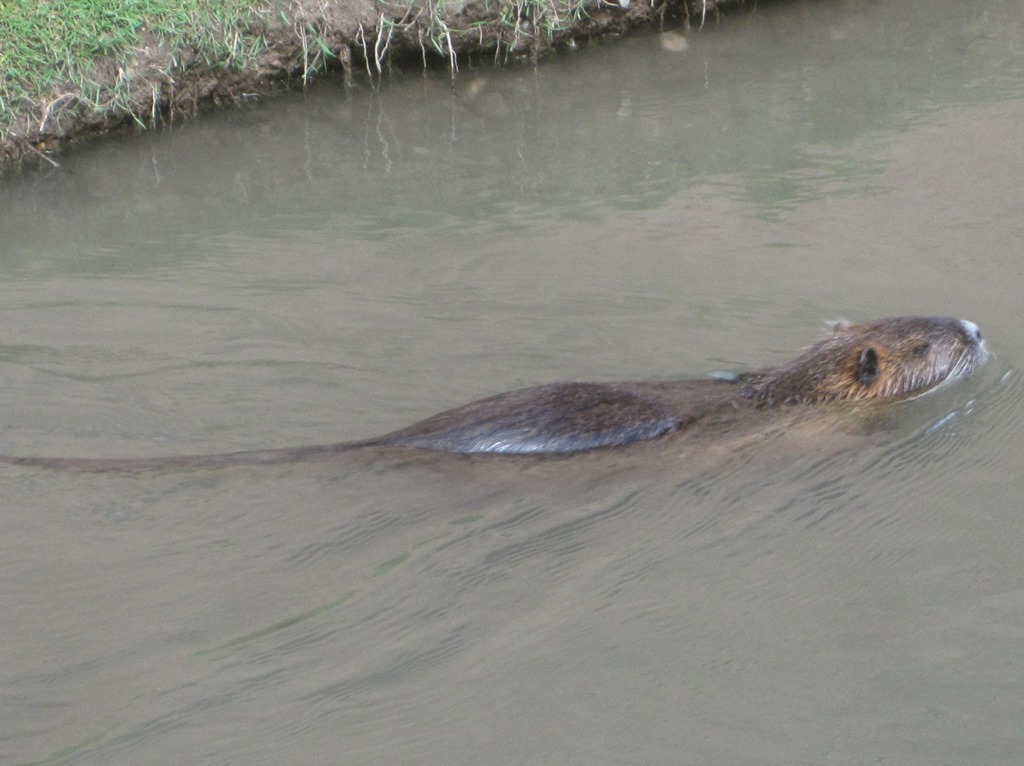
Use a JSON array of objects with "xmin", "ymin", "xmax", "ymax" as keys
[{"xmin": 0, "ymin": 316, "xmax": 986, "ymax": 471}]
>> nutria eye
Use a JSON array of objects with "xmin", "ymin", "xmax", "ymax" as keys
[
  {"xmin": 856, "ymin": 347, "xmax": 880, "ymax": 384},
  {"xmin": 912, "ymin": 343, "xmax": 930, "ymax": 357}
]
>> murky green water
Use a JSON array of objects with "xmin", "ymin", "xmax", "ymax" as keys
[{"xmin": 3, "ymin": 0, "xmax": 1024, "ymax": 763}]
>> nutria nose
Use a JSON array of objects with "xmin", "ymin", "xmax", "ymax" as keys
[{"xmin": 960, "ymin": 319, "xmax": 982, "ymax": 343}]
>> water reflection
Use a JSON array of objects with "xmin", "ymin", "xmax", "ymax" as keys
[{"xmin": 2, "ymin": 0, "xmax": 1022, "ymax": 276}]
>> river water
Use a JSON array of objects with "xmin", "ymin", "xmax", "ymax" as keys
[{"xmin": 3, "ymin": 0, "xmax": 1024, "ymax": 763}]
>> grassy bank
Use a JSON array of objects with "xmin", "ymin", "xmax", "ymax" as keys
[
  {"xmin": 1, "ymin": 0, "xmax": 726, "ymax": 166},
  {"xmin": 0, "ymin": 0, "xmax": 276, "ymax": 153}
]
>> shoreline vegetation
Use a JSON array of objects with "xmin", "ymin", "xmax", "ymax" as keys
[{"xmin": 1, "ymin": 0, "xmax": 734, "ymax": 171}]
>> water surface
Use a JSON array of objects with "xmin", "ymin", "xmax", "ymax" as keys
[{"xmin": 3, "ymin": 0, "xmax": 1024, "ymax": 763}]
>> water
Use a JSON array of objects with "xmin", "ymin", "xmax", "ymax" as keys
[{"xmin": 2, "ymin": 0, "xmax": 1024, "ymax": 763}]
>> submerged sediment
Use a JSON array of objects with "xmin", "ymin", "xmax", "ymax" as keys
[{"xmin": 1, "ymin": 0, "xmax": 737, "ymax": 169}]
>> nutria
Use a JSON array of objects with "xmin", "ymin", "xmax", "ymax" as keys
[{"xmin": 0, "ymin": 316, "xmax": 986, "ymax": 471}]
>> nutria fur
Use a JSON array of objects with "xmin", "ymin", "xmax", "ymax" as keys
[
  {"xmin": 0, "ymin": 316, "xmax": 986, "ymax": 470},
  {"xmin": 370, "ymin": 316, "xmax": 986, "ymax": 454}
]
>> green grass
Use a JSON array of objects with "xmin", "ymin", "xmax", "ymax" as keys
[
  {"xmin": 0, "ymin": 0, "xmax": 605, "ymax": 155},
  {"xmin": 0, "ymin": 0, "xmax": 272, "ymax": 145}
]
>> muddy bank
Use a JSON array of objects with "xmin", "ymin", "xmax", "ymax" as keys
[{"xmin": 3, "ymin": 0, "xmax": 739, "ymax": 170}]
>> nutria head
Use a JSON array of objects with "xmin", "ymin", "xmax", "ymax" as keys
[{"xmin": 745, "ymin": 316, "xmax": 986, "ymax": 406}]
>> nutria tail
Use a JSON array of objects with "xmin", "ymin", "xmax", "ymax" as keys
[{"xmin": 0, "ymin": 442, "xmax": 358, "ymax": 473}]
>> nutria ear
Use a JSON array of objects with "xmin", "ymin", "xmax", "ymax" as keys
[
  {"xmin": 856, "ymin": 347, "xmax": 880, "ymax": 384},
  {"xmin": 828, "ymin": 319, "xmax": 852, "ymax": 333}
]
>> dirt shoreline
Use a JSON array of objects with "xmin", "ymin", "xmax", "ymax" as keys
[{"xmin": 3, "ymin": 0, "xmax": 738, "ymax": 171}]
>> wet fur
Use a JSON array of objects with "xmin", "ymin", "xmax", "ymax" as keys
[{"xmin": 0, "ymin": 316, "xmax": 986, "ymax": 471}]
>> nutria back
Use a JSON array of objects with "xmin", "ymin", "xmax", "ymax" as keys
[
  {"xmin": 372, "ymin": 315, "xmax": 985, "ymax": 454},
  {"xmin": 0, "ymin": 316, "xmax": 986, "ymax": 470}
]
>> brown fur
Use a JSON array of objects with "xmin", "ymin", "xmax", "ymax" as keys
[
  {"xmin": 742, "ymin": 316, "xmax": 985, "ymax": 406},
  {"xmin": 0, "ymin": 316, "xmax": 986, "ymax": 470}
]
